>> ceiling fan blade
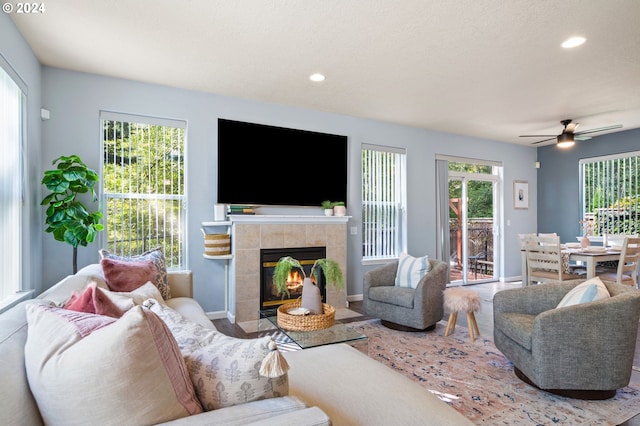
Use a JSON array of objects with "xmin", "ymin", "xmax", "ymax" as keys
[
  {"xmin": 565, "ymin": 122, "xmax": 579, "ymax": 133},
  {"xmin": 575, "ymin": 135, "xmax": 592, "ymax": 141},
  {"xmin": 575, "ymin": 124, "xmax": 623, "ymax": 136},
  {"xmin": 531, "ymin": 137, "xmax": 555, "ymax": 145},
  {"xmin": 519, "ymin": 135, "xmax": 557, "ymax": 138}
]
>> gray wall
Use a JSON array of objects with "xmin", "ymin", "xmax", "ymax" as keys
[
  {"xmin": 4, "ymin": 14, "xmax": 538, "ymax": 314},
  {"xmin": 40, "ymin": 66, "xmax": 537, "ymax": 313},
  {"xmin": 1, "ymin": 13, "xmax": 43, "ymax": 295},
  {"xmin": 537, "ymin": 128, "xmax": 640, "ymax": 244}
]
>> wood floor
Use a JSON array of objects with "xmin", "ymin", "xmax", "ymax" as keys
[{"xmin": 212, "ymin": 281, "xmax": 640, "ymax": 425}]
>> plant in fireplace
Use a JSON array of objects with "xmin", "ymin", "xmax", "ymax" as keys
[{"xmin": 273, "ymin": 256, "xmax": 344, "ymax": 315}]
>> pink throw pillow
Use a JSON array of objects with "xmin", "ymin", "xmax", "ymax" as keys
[
  {"xmin": 100, "ymin": 257, "xmax": 158, "ymax": 293},
  {"xmin": 64, "ymin": 282, "xmax": 125, "ymax": 318}
]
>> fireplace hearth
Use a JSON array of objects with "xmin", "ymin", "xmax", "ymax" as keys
[{"xmin": 260, "ymin": 246, "xmax": 327, "ymax": 310}]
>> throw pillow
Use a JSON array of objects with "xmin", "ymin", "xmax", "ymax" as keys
[
  {"xmin": 395, "ymin": 252, "xmax": 431, "ymax": 289},
  {"xmin": 99, "ymin": 247, "xmax": 171, "ymax": 300},
  {"xmin": 185, "ymin": 334, "xmax": 289, "ymax": 411},
  {"xmin": 102, "ymin": 281, "xmax": 167, "ymax": 312},
  {"xmin": 556, "ymin": 277, "xmax": 611, "ymax": 308},
  {"xmin": 140, "ymin": 298, "xmax": 289, "ymax": 411},
  {"xmin": 63, "ymin": 282, "xmax": 124, "ymax": 318},
  {"xmin": 142, "ymin": 298, "xmax": 219, "ymax": 353},
  {"xmin": 100, "ymin": 257, "xmax": 157, "ymax": 293},
  {"xmin": 24, "ymin": 304, "xmax": 203, "ymax": 425}
]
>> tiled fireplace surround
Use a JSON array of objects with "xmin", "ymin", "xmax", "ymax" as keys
[{"xmin": 230, "ymin": 216, "xmax": 349, "ymax": 324}]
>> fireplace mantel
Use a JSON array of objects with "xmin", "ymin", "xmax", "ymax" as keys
[{"xmin": 228, "ymin": 215, "xmax": 350, "ymax": 224}]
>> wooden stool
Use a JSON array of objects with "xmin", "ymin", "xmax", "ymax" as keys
[{"xmin": 443, "ymin": 287, "xmax": 481, "ymax": 341}]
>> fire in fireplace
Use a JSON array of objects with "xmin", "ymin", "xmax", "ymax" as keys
[{"xmin": 260, "ymin": 246, "xmax": 327, "ymax": 310}]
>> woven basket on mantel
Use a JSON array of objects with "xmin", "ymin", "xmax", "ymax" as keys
[{"xmin": 276, "ymin": 300, "xmax": 335, "ymax": 331}]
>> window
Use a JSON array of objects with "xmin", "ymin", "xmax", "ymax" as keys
[
  {"xmin": 101, "ymin": 112, "xmax": 186, "ymax": 269},
  {"xmin": 0, "ymin": 62, "xmax": 24, "ymax": 305},
  {"xmin": 580, "ymin": 152, "xmax": 639, "ymax": 236},
  {"xmin": 361, "ymin": 144, "xmax": 406, "ymax": 260}
]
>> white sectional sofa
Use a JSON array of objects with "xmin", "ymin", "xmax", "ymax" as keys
[{"xmin": 0, "ymin": 264, "xmax": 472, "ymax": 425}]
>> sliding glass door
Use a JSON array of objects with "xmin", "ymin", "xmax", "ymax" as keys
[{"xmin": 448, "ymin": 166, "xmax": 499, "ymax": 285}]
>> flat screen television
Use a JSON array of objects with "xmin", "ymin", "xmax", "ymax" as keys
[{"xmin": 217, "ymin": 118, "xmax": 348, "ymax": 207}]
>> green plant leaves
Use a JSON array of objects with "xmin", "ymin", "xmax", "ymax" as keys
[{"xmin": 41, "ymin": 155, "xmax": 103, "ymax": 249}]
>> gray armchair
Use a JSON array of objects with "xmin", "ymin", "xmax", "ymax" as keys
[
  {"xmin": 363, "ymin": 259, "xmax": 448, "ymax": 331},
  {"xmin": 493, "ymin": 281, "xmax": 640, "ymax": 399}
]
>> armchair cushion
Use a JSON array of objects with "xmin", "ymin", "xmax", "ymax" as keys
[
  {"xmin": 556, "ymin": 277, "xmax": 610, "ymax": 309},
  {"xmin": 395, "ymin": 252, "xmax": 430, "ymax": 289}
]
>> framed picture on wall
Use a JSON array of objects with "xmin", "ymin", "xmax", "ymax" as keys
[{"xmin": 514, "ymin": 181, "xmax": 529, "ymax": 209}]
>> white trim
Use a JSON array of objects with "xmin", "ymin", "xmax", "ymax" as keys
[
  {"xmin": 99, "ymin": 110, "xmax": 186, "ymax": 128},
  {"xmin": 579, "ymin": 150, "xmax": 640, "ymax": 164},
  {"xmin": 436, "ymin": 154, "xmax": 503, "ymax": 168},
  {"xmin": 228, "ymin": 215, "xmax": 350, "ymax": 224}
]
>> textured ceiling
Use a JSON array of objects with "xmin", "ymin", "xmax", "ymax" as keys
[{"xmin": 9, "ymin": 0, "xmax": 640, "ymax": 146}]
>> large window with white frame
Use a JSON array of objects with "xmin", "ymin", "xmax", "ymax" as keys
[
  {"xmin": 0, "ymin": 62, "xmax": 25, "ymax": 306},
  {"xmin": 580, "ymin": 151, "xmax": 639, "ymax": 236},
  {"xmin": 101, "ymin": 112, "xmax": 187, "ymax": 269},
  {"xmin": 361, "ymin": 144, "xmax": 407, "ymax": 261}
]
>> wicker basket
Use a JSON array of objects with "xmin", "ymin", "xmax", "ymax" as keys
[{"xmin": 277, "ymin": 300, "xmax": 335, "ymax": 331}]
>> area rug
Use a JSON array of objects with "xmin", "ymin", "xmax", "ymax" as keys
[{"xmin": 348, "ymin": 319, "xmax": 640, "ymax": 426}]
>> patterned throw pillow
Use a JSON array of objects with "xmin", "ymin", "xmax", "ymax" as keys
[
  {"xmin": 99, "ymin": 247, "xmax": 171, "ymax": 300},
  {"xmin": 24, "ymin": 304, "xmax": 202, "ymax": 425},
  {"xmin": 395, "ymin": 252, "xmax": 431, "ymax": 289},
  {"xmin": 141, "ymin": 299, "xmax": 289, "ymax": 411},
  {"xmin": 185, "ymin": 334, "xmax": 289, "ymax": 411}
]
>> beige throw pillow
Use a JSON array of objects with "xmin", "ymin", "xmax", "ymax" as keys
[{"xmin": 24, "ymin": 304, "xmax": 202, "ymax": 425}]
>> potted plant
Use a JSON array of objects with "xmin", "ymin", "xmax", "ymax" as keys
[
  {"xmin": 272, "ymin": 256, "xmax": 344, "ymax": 314},
  {"xmin": 41, "ymin": 155, "xmax": 104, "ymax": 273},
  {"xmin": 321, "ymin": 200, "xmax": 334, "ymax": 216},
  {"xmin": 332, "ymin": 201, "xmax": 346, "ymax": 217}
]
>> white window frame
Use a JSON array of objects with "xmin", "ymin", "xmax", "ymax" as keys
[
  {"xmin": 100, "ymin": 111, "xmax": 187, "ymax": 269},
  {"xmin": 361, "ymin": 144, "xmax": 407, "ymax": 263},
  {"xmin": 0, "ymin": 56, "xmax": 28, "ymax": 311}
]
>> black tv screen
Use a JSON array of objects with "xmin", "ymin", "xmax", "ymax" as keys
[{"xmin": 217, "ymin": 119, "xmax": 348, "ymax": 207}]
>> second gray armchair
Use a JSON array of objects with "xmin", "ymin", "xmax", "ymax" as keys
[{"xmin": 363, "ymin": 258, "xmax": 449, "ymax": 331}]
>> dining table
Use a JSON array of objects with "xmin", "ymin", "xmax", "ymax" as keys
[{"xmin": 560, "ymin": 246, "xmax": 622, "ymax": 279}]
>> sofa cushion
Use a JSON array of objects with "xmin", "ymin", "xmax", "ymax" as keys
[
  {"xmin": 556, "ymin": 277, "xmax": 610, "ymax": 309},
  {"xmin": 368, "ymin": 286, "xmax": 415, "ymax": 309},
  {"xmin": 395, "ymin": 252, "xmax": 430, "ymax": 289},
  {"xmin": 24, "ymin": 304, "xmax": 202, "ymax": 425},
  {"xmin": 100, "ymin": 247, "xmax": 171, "ymax": 299},
  {"xmin": 63, "ymin": 281, "xmax": 124, "ymax": 318},
  {"xmin": 494, "ymin": 312, "xmax": 535, "ymax": 351}
]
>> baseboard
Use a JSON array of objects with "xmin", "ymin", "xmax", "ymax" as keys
[
  {"xmin": 206, "ymin": 310, "xmax": 228, "ymax": 320},
  {"xmin": 347, "ymin": 294, "xmax": 363, "ymax": 302}
]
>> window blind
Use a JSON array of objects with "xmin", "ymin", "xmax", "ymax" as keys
[
  {"xmin": 101, "ymin": 112, "xmax": 187, "ymax": 268},
  {"xmin": 361, "ymin": 144, "xmax": 406, "ymax": 259}
]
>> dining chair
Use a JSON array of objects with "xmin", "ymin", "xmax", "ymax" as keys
[
  {"xmin": 600, "ymin": 236, "xmax": 640, "ymax": 288},
  {"xmin": 524, "ymin": 235, "xmax": 582, "ymax": 286}
]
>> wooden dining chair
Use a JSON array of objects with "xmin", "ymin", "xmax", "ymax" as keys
[
  {"xmin": 600, "ymin": 236, "xmax": 640, "ymax": 288},
  {"xmin": 524, "ymin": 235, "xmax": 582, "ymax": 286}
]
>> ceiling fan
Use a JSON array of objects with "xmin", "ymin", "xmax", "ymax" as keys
[{"xmin": 519, "ymin": 119, "xmax": 623, "ymax": 148}]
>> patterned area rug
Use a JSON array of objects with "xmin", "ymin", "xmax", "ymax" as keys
[{"xmin": 348, "ymin": 319, "xmax": 640, "ymax": 426}]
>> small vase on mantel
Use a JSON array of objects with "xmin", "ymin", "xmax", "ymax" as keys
[
  {"xmin": 580, "ymin": 235, "xmax": 590, "ymax": 249},
  {"xmin": 300, "ymin": 278, "xmax": 323, "ymax": 315}
]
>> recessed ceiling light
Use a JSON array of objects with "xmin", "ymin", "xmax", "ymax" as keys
[
  {"xmin": 309, "ymin": 73, "xmax": 325, "ymax": 82},
  {"xmin": 561, "ymin": 36, "xmax": 586, "ymax": 49}
]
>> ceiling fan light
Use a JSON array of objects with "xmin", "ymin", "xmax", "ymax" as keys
[{"xmin": 557, "ymin": 132, "xmax": 575, "ymax": 148}]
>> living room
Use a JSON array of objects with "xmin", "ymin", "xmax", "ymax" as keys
[
  {"xmin": 3, "ymin": 1, "xmax": 637, "ymax": 318},
  {"xmin": 2, "ymin": 2, "xmax": 640, "ymax": 425}
]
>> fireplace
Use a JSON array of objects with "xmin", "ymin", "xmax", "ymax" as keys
[{"xmin": 260, "ymin": 246, "xmax": 327, "ymax": 311}]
